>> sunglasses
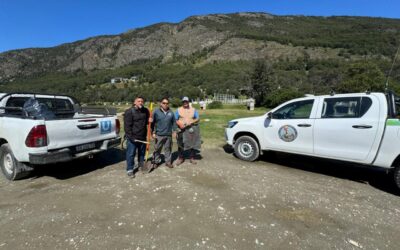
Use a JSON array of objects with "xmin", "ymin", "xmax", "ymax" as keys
[{"xmin": 161, "ymin": 102, "xmax": 169, "ymax": 104}]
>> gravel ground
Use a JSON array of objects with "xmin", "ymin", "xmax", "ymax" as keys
[{"xmin": 0, "ymin": 146, "xmax": 400, "ymax": 249}]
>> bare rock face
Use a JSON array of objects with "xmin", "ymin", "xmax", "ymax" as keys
[
  {"xmin": 65, "ymin": 36, "xmax": 121, "ymax": 71},
  {"xmin": 237, "ymin": 12, "xmax": 274, "ymax": 19},
  {"xmin": 191, "ymin": 14, "xmax": 230, "ymax": 23},
  {"xmin": 172, "ymin": 25, "xmax": 228, "ymax": 55},
  {"xmin": 0, "ymin": 18, "xmax": 231, "ymax": 80},
  {"xmin": 0, "ymin": 11, "xmax": 396, "ymax": 81},
  {"xmin": 206, "ymin": 38, "xmax": 343, "ymax": 62}
]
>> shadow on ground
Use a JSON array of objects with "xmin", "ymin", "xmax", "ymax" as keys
[
  {"xmin": 145, "ymin": 150, "xmax": 203, "ymax": 174},
  {"xmin": 32, "ymin": 148, "xmax": 125, "ymax": 180},
  {"xmin": 223, "ymin": 144, "xmax": 400, "ymax": 196}
]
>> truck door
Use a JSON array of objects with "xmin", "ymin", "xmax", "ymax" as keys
[
  {"xmin": 263, "ymin": 99, "xmax": 316, "ymax": 154},
  {"xmin": 313, "ymin": 96, "xmax": 379, "ymax": 162}
]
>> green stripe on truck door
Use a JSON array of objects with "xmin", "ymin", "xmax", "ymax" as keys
[{"xmin": 387, "ymin": 119, "xmax": 400, "ymax": 126}]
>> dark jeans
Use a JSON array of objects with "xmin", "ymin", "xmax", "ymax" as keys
[{"xmin": 126, "ymin": 139, "xmax": 146, "ymax": 172}]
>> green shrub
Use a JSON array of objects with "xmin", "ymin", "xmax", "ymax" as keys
[
  {"xmin": 208, "ymin": 101, "xmax": 223, "ymax": 109},
  {"xmin": 264, "ymin": 89, "xmax": 304, "ymax": 108},
  {"xmin": 170, "ymin": 97, "xmax": 181, "ymax": 108}
]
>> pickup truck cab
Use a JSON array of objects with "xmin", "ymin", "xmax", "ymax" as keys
[
  {"xmin": 226, "ymin": 92, "xmax": 400, "ymax": 190},
  {"xmin": 0, "ymin": 93, "xmax": 121, "ymax": 180}
]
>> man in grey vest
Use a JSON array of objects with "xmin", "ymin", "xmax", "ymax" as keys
[{"xmin": 150, "ymin": 97, "xmax": 177, "ymax": 169}]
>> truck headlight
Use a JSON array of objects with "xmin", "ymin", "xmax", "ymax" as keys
[{"xmin": 228, "ymin": 121, "xmax": 238, "ymax": 128}]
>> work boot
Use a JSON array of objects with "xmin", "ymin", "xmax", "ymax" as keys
[
  {"xmin": 127, "ymin": 171, "xmax": 135, "ymax": 178},
  {"xmin": 165, "ymin": 162, "xmax": 174, "ymax": 168},
  {"xmin": 190, "ymin": 158, "xmax": 197, "ymax": 165},
  {"xmin": 175, "ymin": 157, "xmax": 185, "ymax": 166},
  {"xmin": 147, "ymin": 162, "xmax": 158, "ymax": 173}
]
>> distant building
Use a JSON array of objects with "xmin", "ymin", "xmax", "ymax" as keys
[
  {"xmin": 110, "ymin": 75, "xmax": 140, "ymax": 84},
  {"xmin": 111, "ymin": 78, "xmax": 123, "ymax": 84},
  {"xmin": 130, "ymin": 76, "xmax": 139, "ymax": 82},
  {"xmin": 213, "ymin": 92, "xmax": 252, "ymax": 105}
]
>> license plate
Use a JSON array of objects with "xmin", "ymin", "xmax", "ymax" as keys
[{"xmin": 76, "ymin": 142, "xmax": 96, "ymax": 152}]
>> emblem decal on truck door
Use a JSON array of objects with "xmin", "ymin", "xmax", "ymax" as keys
[
  {"xmin": 100, "ymin": 120, "xmax": 112, "ymax": 134},
  {"xmin": 278, "ymin": 125, "xmax": 298, "ymax": 142}
]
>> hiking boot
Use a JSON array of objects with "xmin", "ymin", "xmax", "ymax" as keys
[
  {"xmin": 147, "ymin": 163, "xmax": 158, "ymax": 173},
  {"xmin": 165, "ymin": 162, "xmax": 174, "ymax": 168},
  {"xmin": 175, "ymin": 157, "xmax": 185, "ymax": 166},
  {"xmin": 127, "ymin": 171, "xmax": 135, "ymax": 178},
  {"xmin": 190, "ymin": 158, "xmax": 197, "ymax": 165}
]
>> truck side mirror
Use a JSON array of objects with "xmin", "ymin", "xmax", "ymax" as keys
[
  {"xmin": 264, "ymin": 112, "xmax": 272, "ymax": 127},
  {"xmin": 73, "ymin": 104, "xmax": 81, "ymax": 113}
]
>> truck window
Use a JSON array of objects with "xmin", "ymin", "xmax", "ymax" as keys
[
  {"xmin": 386, "ymin": 92, "xmax": 400, "ymax": 118},
  {"xmin": 54, "ymin": 99, "xmax": 74, "ymax": 111},
  {"xmin": 5, "ymin": 97, "xmax": 27, "ymax": 108},
  {"xmin": 272, "ymin": 100, "xmax": 314, "ymax": 119},
  {"xmin": 6, "ymin": 97, "xmax": 74, "ymax": 114},
  {"xmin": 391, "ymin": 94, "xmax": 400, "ymax": 118},
  {"xmin": 321, "ymin": 97, "xmax": 372, "ymax": 118}
]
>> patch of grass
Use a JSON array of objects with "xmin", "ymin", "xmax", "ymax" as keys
[
  {"xmin": 207, "ymin": 101, "xmax": 223, "ymax": 109},
  {"xmin": 199, "ymin": 107, "xmax": 267, "ymax": 146}
]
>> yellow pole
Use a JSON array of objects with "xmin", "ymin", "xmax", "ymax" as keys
[{"xmin": 145, "ymin": 102, "xmax": 154, "ymax": 162}]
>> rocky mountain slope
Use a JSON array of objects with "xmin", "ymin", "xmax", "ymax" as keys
[{"xmin": 1, "ymin": 12, "xmax": 400, "ymax": 82}]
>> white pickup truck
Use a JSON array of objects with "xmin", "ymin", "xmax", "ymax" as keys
[
  {"xmin": 0, "ymin": 93, "xmax": 121, "ymax": 180},
  {"xmin": 226, "ymin": 91, "xmax": 400, "ymax": 189}
]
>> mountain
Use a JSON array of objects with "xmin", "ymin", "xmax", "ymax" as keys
[{"xmin": 1, "ymin": 12, "xmax": 400, "ymax": 104}]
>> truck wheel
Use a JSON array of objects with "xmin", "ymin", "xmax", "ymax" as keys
[
  {"xmin": 234, "ymin": 136, "xmax": 260, "ymax": 162},
  {"xmin": 0, "ymin": 144, "xmax": 32, "ymax": 181},
  {"xmin": 394, "ymin": 166, "xmax": 400, "ymax": 191}
]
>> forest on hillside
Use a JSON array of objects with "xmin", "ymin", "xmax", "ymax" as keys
[
  {"xmin": 1, "ymin": 13, "xmax": 400, "ymax": 107},
  {"xmin": 2, "ymin": 56, "xmax": 399, "ymax": 107}
]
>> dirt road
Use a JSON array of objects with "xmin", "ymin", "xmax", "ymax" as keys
[{"xmin": 1, "ymin": 146, "xmax": 400, "ymax": 249}]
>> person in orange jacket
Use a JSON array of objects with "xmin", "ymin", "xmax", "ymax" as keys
[{"xmin": 175, "ymin": 96, "xmax": 201, "ymax": 165}]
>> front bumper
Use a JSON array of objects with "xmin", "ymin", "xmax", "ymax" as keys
[
  {"xmin": 225, "ymin": 128, "xmax": 234, "ymax": 145},
  {"xmin": 29, "ymin": 137, "xmax": 121, "ymax": 165}
]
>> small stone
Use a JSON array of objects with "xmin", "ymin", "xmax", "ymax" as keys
[{"xmin": 348, "ymin": 239, "xmax": 362, "ymax": 248}]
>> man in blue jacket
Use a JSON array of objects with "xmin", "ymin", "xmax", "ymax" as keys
[{"xmin": 151, "ymin": 97, "xmax": 177, "ymax": 169}]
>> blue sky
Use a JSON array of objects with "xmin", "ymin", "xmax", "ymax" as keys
[{"xmin": 1, "ymin": 0, "xmax": 399, "ymax": 53}]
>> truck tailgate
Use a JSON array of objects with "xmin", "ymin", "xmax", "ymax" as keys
[{"xmin": 45, "ymin": 116, "xmax": 117, "ymax": 150}]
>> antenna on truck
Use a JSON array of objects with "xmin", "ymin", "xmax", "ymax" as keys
[{"xmin": 385, "ymin": 43, "xmax": 400, "ymax": 91}]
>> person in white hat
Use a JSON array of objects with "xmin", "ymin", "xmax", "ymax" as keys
[{"xmin": 174, "ymin": 96, "xmax": 201, "ymax": 165}]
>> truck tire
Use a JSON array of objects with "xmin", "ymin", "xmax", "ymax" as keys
[
  {"xmin": 0, "ymin": 143, "xmax": 33, "ymax": 181},
  {"xmin": 394, "ymin": 166, "xmax": 400, "ymax": 191},
  {"xmin": 234, "ymin": 135, "xmax": 260, "ymax": 162}
]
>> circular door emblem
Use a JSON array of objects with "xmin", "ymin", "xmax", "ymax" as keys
[{"xmin": 278, "ymin": 125, "xmax": 298, "ymax": 142}]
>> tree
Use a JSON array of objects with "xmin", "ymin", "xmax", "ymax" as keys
[
  {"xmin": 264, "ymin": 88, "xmax": 304, "ymax": 108},
  {"xmin": 337, "ymin": 61, "xmax": 385, "ymax": 93},
  {"xmin": 249, "ymin": 60, "xmax": 273, "ymax": 106}
]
